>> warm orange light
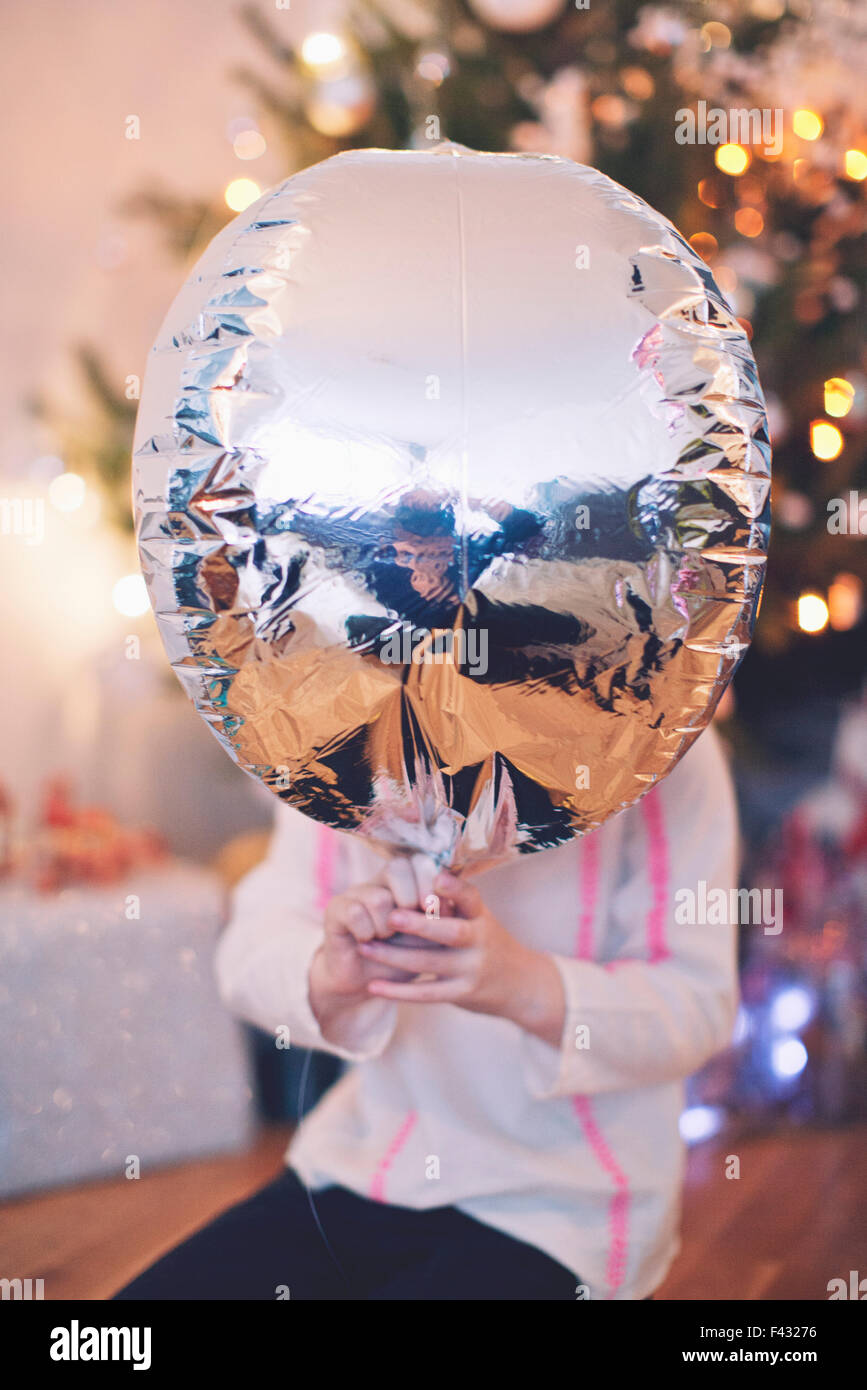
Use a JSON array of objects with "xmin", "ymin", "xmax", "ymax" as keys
[
  {"xmin": 810, "ymin": 420, "xmax": 844, "ymax": 460},
  {"xmin": 797, "ymin": 593, "xmax": 829, "ymax": 633},
  {"xmin": 701, "ymin": 21, "xmax": 731, "ymax": 49},
  {"xmin": 619, "ymin": 66, "xmax": 655, "ymax": 101},
  {"xmin": 591, "ymin": 94, "xmax": 629, "ymax": 126},
  {"xmin": 697, "ymin": 178, "xmax": 721, "ymax": 208},
  {"xmin": 844, "ymin": 149, "xmax": 867, "ymax": 181},
  {"xmin": 793, "ymin": 109, "xmax": 823, "ymax": 141},
  {"xmin": 689, "ymin": 231, "xmax": 718, "ymax": 259},
  {"xmin": 828, "ymin": 574, "xmax": 863, "ymax": 632},
  {"xmin": 824, "ymin": 378, "xmax": 855, "ymax": 418},
  {"xmin": 734, "ymin": 207, "xmax": 764, "ymax": 237},
  {"xmin": 715, "ymin": 143, "xmax": 750, "ymax": 175}
]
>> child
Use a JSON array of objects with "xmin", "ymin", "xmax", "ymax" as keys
[{"xmin": 114, "ymin": 724, "xmax": 738, "ymax": 1301}]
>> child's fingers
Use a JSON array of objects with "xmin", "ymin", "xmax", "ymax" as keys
[
  {"xmin": 409, "ymin": 853, "xmax": 438, "ymax": 905},
  {"xmin": 353, "ymin": 884, "xmax": 397, "ymax": 938},
  {"xmin": 359, "ymin": 940, "xmax": 464, "ymax": 975},
  {"xmin": 433, "ymin": 870, "xmax": 483, "ymax": 920},
  {"xmin": 331, "ymin": 886, "xmax": 393, "ymax": 941},
  {"xmin": 382, "ymin": 857, "xmax": 419, "ymax": 909},
  {"xmin": 387, "ymin": 908, "xmax": 471, "ymax": 947},
  {"xmin": 367, "ymin": 977, "xmax": 471, "ymax": 1003}
]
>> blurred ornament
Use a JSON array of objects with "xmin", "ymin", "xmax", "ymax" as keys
[
  {"xmin": 466, "ymin": 0, "xmax": 564, "ymax": 33},
  {"xmin": 135, "ymin": 145, "xmax": 769, "ymax": 870}
]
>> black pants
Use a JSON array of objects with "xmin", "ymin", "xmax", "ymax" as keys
[{"xmin": 113, "ymin": 1167, "xmax": 579, "ymax": 1301}]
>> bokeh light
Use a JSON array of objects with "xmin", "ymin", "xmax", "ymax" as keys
[
  {"xmin": 233, "ymin": 129, "xmax": 266, "ymax": 161},
  {"xmin": 224, "ymin": 178, "xmax": 261, "ymax": 212},
  {"xmin": 770, "ymin": 1037, "xmax": 809, "ymax": 1079},
  {"xmin": 715, "ymin": 143, "xmax": 750, "ymax": 175},
  {"xmin": 735, "ymin": 207, "xmax": 764, "ymax": 237},
  {"xmin": 797, "ymin": 593, "xmax": 829, "ymax": 634},
  {"xmin": 48, "ymin": 472, "xmax": 86, "ymax": 513},
  {"xmin": 810, "ymin": 420, "xmax": 844, "ymax": 460},
  {"xmin": 844, "ymin": 149, "xmax": 867, "ymax": 180},
  {"xmin": 301, "ymin": 32, "xmax": 346, "ymax": 70},
  {"xmin": 824, "ymin": 378, "xmax": 855, "ymax": 417},
  {"xmin": 112, "ymin": 574, "xmax": 150, "ymax": 618},
  {"xmin": 828, "ymin": 573, "xmax": 863, "ymax": 632},
  {"xmin": 792, "ymin": 108, "xmax": 823, "ymax": 141}
]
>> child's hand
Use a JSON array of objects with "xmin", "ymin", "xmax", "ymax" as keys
[
  {"xmin": 308, "ymin": 859, "xmax": 427, "ymax": 1042},
  {"xmin": 358, "ymin": 870, "xmax": 566, "ymax": 1046}
]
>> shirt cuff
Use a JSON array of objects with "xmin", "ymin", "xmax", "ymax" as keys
[{"xmin": 520, "ymin": 953, "xmax": 588, "ymax": 1100}]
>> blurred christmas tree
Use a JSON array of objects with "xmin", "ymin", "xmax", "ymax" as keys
[{"xmin": 42, "ymin": 0, "xmax": 867, "ymax": 673}]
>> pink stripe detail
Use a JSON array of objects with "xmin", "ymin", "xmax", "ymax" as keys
[
  {"xmin": 314, "ymin": 826, "xmax": 337, "ymax": 913},
  {"xmin": 369, "ymin": 1110, "xmax": 418, "ymax": 1203},
  {"xmin": 570, "ymin": 828, "xmax": 630, "ymax": 1295},
  {"xmin": 640, "ymin": 788, "xmax": 671, "ymax": 964},
  {"xmin": 574, "ymin": 833, "xmax": 600, "ymax": 960},
  {"xmin": 571, "ymin": 1096, "xmax": 630, "ymax": 1296}
]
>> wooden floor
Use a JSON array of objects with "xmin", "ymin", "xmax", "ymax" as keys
[{"xmin": 2, "ymin": 1124, "xmax": 865, "ymax": 1300}]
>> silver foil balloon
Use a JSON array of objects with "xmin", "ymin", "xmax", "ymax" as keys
[{"xmin": 134, "ymin": 144, "xmax": 770, "ymax": 871}]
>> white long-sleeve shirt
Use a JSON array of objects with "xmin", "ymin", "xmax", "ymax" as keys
[{"xmin": 216, "ymin": 726, "xmax": 739, "ymax": 1300}]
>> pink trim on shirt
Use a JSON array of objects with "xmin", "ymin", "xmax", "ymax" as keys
[
  {"xmin": 369, "ymin": 1111, "xmax": 418, "ymax": 1203},
  {"xmin": 571, "ymin": 829, "xmax": 629, "ymax": 1296},
  {"xmin": 314, "ymin": 826, "xmax": 337, "ymax": 913},
  {"xmin": 640, "ymin": 788, "xmax": 671, "ymax": 964},
  {"xmin": 571, "ymin": 1096, "xmax": 630, "ymax": 1294}
]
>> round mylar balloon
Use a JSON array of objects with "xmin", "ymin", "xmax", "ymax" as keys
[{"xmin": 134, "ymin": 144, "xmax": 770, "ymax": 871}]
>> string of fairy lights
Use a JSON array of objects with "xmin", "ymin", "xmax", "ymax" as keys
[{"xmin": 69, "ymin": 17, "xmax": 867, "ymax": 639}]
